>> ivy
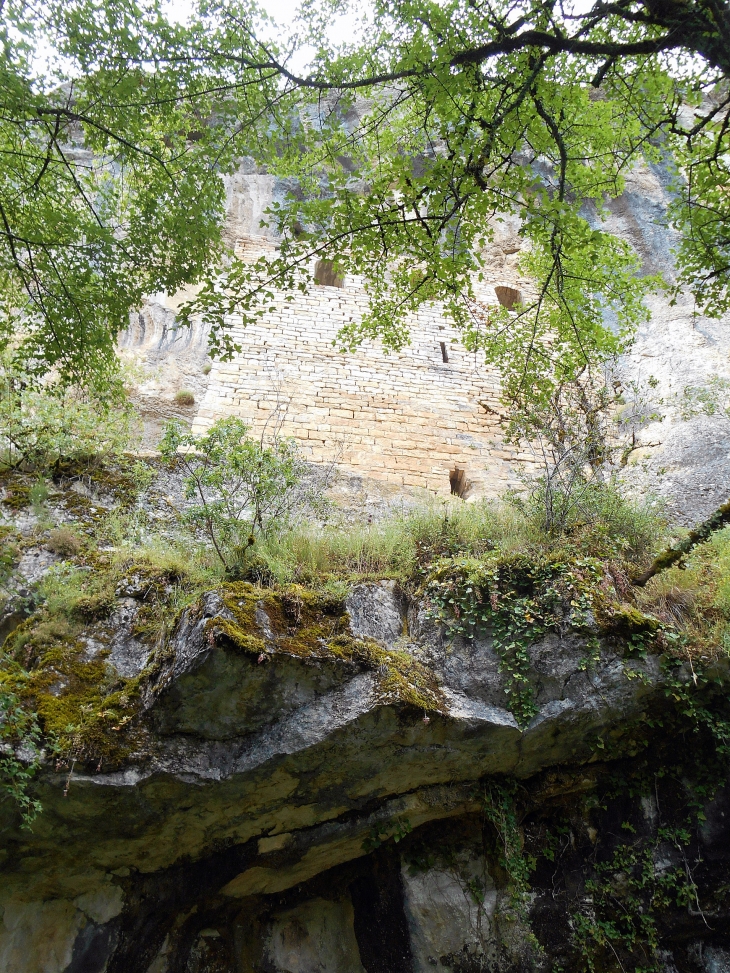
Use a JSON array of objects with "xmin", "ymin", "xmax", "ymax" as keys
[
  {"xmin": 572, "ymin": 828, "xmax": 700, "ymax": 972},
  {"xmin": 0, "ymin": 682, "xmax": 42, "ymax": 828},
  {"xmin": 482, "ymin": 780, "xmax": 535, "ymax": 914},
  {"xmin": 661, "ymin": 654, "xmax": 730, "ymax": 756},
  {"xmin": 425, "ymin": 553, "xmax": 604, "ymax": 725},
  {"xmin": 362, "ymin": 817, "xmax": 412, "ymax": 853}
]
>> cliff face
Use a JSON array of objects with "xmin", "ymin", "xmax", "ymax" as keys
[
  {"xmin": 122, "ymin": 159, "xmax": 730, "ymax": 524},
  {"xmin": 4, "ymin": 155, "xmax": 730, "ymax": 971},
  {"xmin": 1, "ymin": 562, "xmax": 729, "ymax": 973}
]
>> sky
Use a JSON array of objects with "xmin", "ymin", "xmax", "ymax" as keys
[
  {"xmin": 165, "ymin": 0, "xmax": 302, "ymax": 20},
  {"xmin": 163, "ymin": 0, "xmax": 363, "ymax": 74},
  {"xmin": 29, "ymin": 0, "xmax": 604, "ymax": 84},
  {"xmin": 161, "ymin": 0, "xmax": 600, "ymax": 75}
]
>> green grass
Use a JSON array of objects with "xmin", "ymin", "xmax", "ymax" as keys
[
  {"xmin": 245, "ymin": 486, "xmax": 667, "ymax": 589},
  {"xmin": 245, "ymin": 501, "xmax": 531, "ymax": 586},
  {"xmin": 636, "ymin": 525, "xmax": 730, "ymax": 660}
]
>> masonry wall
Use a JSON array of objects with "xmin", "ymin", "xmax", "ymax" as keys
[
  {"xmin": 126, "ymin": 160, "xmax": 730, "ymax": 520},
  {"xmin": 192, "ymin": 237, "xmax": 535, "ymax": 498}
]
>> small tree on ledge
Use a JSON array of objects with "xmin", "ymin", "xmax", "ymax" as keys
[{"xmin": 159, "ymin": 417, "xmax": 331, "ymax": 576}]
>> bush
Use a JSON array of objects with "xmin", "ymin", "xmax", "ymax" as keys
[
  {"xmin": 174, "ymin": 389, "xmax": 195, "ymax": 406},
  {"xmin": 635, "ymin": 525, "xmax": 730, "ymax": 654},
  {"xmin": 508, "ymin": 479, "xmax": 665, "ymax": 560},
  {"xmin": 46, "ymin": 527, "xmax": 85, "ymax": 558},
  {"xmin": 0, "ymin": 355, "xmax": 134, "ymax": 472},
  {"xmin": 159, "ymin": 417, "xmax": 334, "ymax": 575}
]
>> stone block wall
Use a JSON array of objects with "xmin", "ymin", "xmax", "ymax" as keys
[
  {"xmin": 125, "ymin": 159, "xmax": 730, "ymax": 521},
  {"xmin": 192, "ymin": 237, "xmax": 534, "ymax": 498}
]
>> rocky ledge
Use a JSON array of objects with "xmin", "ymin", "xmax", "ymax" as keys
[{"xmin": 1, "ymin": 578, "xmax": 729, "ymax": 973}]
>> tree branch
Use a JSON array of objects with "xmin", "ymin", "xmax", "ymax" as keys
[{"xmin": 632, "ymin": 498, "xmax": 730, "ymax": 586}]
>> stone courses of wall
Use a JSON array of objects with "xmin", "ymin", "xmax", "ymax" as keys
[
  {"xmin": 126, "ymin": 161, "xmax": 730, "ymax": 521},
  {"xmin": 193, "ymin": 238, "xmax": 533, "ymax": 497}
]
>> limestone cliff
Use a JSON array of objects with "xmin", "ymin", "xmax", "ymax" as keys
[
  {"xmin": 122, "ymin": 159, "xmax": 730, "ymax": 525},
  {"xmin": 1, "ymin": 467, "xmax": 729, "ymax": 973}
]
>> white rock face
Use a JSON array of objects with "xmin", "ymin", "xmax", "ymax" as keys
[
  {"xmin": 74, "ymin": 884, "xmax": 124, "ymax": 925},
  {"xmin": 688, "ymin": 943, "xmax": 730, "ymax": 973},
  {"xmin": 0, "ymin": 884, "xmax": 125, "ymax": 973},
  {"xmin": 222, "ymin": 165, "xmax": 280, "ymax": 246},
  {"xmin": 265, "ymin": 897, "xmax": 365, "ymax": 973},
  {"xmin": 0, "ymin": 900, "xmax": 82, "ymax": 973},
  {"xmin": 586, "ymin": 162, "xmax": 730, "ymax": 524},
  {"xmin": 346, "ymin": 581, "xmax": 406, "ymax": 648},
  {"xmin": 401, "ymin": 862, "xmax": 497, "ymax": 973}
]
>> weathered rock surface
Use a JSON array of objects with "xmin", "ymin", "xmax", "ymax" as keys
[
  {"xmin": 1, "ymin": 580, "xmax": 729, "ymax": 972},
  {"xmin": 121, "ymin": 158, "xmax": 730, "ymax": 526}
]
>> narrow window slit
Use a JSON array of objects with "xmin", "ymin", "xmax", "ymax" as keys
[{"xmin": 440, "ymin": 341, "xmax": 449, "ymax": 363}]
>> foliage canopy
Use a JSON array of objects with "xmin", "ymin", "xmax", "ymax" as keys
[
  {"xmin": 3, "ymin": 0, "xmax": 730, "ymax": 408},
  {"xmin": 159, "ymin": 416, "xmax": 331, "ymax": 574}
]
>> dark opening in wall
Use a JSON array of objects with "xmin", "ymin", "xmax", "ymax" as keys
[
  {"xmin": 449, "ymin": 466, "xmax": 470, "ymax": 498},
  {"xmin": 439, "ymin": 341, "xmax": 449, "ymax": 363},
  {"xmin": 494, "ymin": 285, "xmax": 522, "ymax": 309},
  {"xmin": 314, "ymin": 259, "xmax": 345, "ymax": 288}
]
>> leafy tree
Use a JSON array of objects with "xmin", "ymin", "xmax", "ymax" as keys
[
  {"xmin": 6, "ymin": 0, "xmax": 730, "ymax": 419},
  {"xmin": 176, "ymin": 0, "xmax": 730, "ymax": 419},
  {"xmin": 0, "ymin": 0, "xmax": 276, "ymax": 381},
  {"xmin": 159, "ymin": 416, "xmax": 331, "ymax": 574}
]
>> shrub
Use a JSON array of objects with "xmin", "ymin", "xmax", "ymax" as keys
[
  {"xmin": 130, "ymin": 460, "xmax": 157, "ymax": 496},
  {"xmin": 46, "ymin": 527, "xmax": 85, "ymax": 558},
  {"xmin": 0, "ymin": 354, "xmax": 134, "ymax": 472},
  {"xmin": 159, "ymin": 417, "xmax": 333, "ymax": 575},
  {"xmin": 174, "ymin": 389, "xmax": 195, "ymax": 406},
  {"xmin": 202, "ymin": 362, "xmax": 213, "ymax": 375},
  {"xmin": 508, "ymin": 479, "xmax": 665, "ymax": 560}
]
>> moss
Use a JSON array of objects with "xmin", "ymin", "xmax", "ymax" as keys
[
  {"xmin": 1, "ymin": 482, "xmax": 31, "ymax": 510},
  {"xmin": 212, "ymin": 581, "xmax": 445, "ymax": 713},
  {"xmin": 327, "ymin": 634, "xmax": 444, "ymax": 711},
  {"xmin": 1, "ymin": 621, "xmax": 142, "ymax": 767},
  {"xmin": 1, "ymin": 566, "xmax": 438, "ymax": 776},
  {"xmin": 0, "ymin": 461, "xmax": 140, "ymax": 524},
  {"xmin": 209, "ymin": 617, "xmax": 265, "ymax": 655},
  {"xmin": 0, "ymin": 540, "xmax": 213, "ymax": 768},
  {"xmin": 0, "ymin": 526, "xmax": 19, "ymax": 589},
  {"xmin": 55, "ymin": 488, "xmax": 103, "ymax": 524},
  {"xmin": 598, "ymin": 603, "xmax": 661, "ymax": 638},
  {"xmin": 53, "ymin": 459, "xmax": 139, "ymax": 503}
]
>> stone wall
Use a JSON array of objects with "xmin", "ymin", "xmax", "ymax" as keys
[
  {"xmin": 122, "ymin": 160, "xmax": 730, "ymax": 521},
  {"xmin": 191, "ymin": 236, "xmax": 534, "ymax": 499}
]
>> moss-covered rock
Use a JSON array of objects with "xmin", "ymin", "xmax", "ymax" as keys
[
  {"xmin": 210, "ymin": 582, "xmax": 444, "ymax": 714},
  {"xmin": 0, "ymin": 549, "xmax": 728, "ymax": 973}
]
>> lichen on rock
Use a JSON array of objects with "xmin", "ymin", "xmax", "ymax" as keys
[{"xmin": 1, "ymin": 464, "xmax": 730, "ymax": 972}]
